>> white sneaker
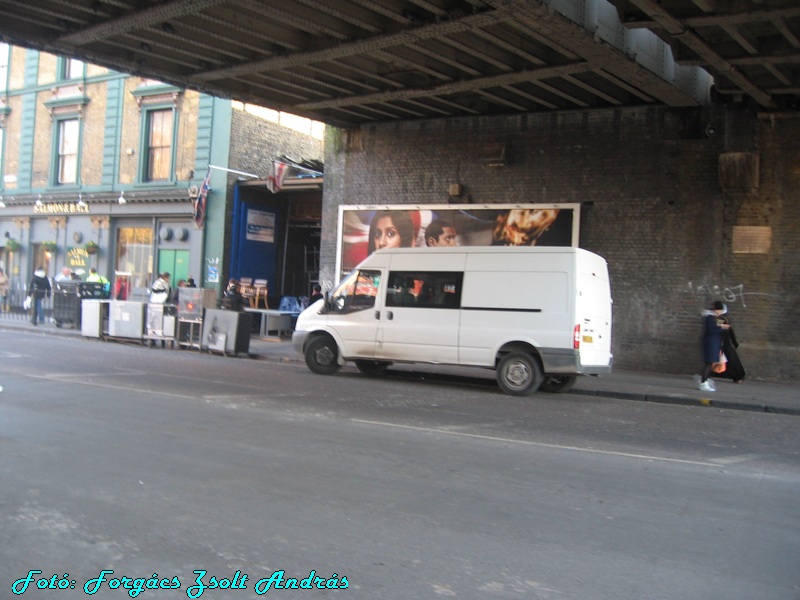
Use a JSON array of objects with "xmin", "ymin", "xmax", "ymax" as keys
[
  {"xmin": 708, "ymin": 379, "xmax": 716, "ymax": 391},
  {"xmin": 699, "ymin": 381, "xmax": 715, "ymax": 392}
]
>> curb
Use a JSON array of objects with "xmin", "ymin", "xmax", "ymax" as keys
[{"xmin": 572, "ymin": 388, "xmax": 800, "ymax": 416}]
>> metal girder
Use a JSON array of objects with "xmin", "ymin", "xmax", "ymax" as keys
[{"xmin": 0, "ymin": 0, "xmax": 794, "ymax": 126}]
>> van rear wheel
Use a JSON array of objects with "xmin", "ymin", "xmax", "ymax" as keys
[
  {"xmin": 305, "ymin": 336, "xmax": 341, "ymax": 375},
  {"xmin": 496, "ymin": 352, "xmax": 543, "ymax": 396},
  {"xmin": 355, "ymin": 360, "xmax": 391, "ymax": 376},
  {"xmin": 539, "ymin": 375, "xmax": 577, "ymax": 393}
]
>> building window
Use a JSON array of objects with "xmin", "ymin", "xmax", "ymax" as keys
[
  {"xmin": 60, "ymin": 57, "xmax": 84, "ymax": 80},
  {"xmin": 116, "ymin": 227, "xmax": 154, "ymax": 290},
  {"xmin": 144, "ymin": 108, "xmax": 174, "ymax": 182},
  {"xmin": 55, "ymin": 118, "xmax": 80, "ymax": 185},
  {"xmin": 32, "ymin": 243, "xmax": 54, "ymax": 277}
]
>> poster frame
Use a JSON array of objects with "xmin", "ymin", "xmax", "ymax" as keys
[{"xmin": 335, "ymin": 202, "xmax": 581, "ymax": 281}]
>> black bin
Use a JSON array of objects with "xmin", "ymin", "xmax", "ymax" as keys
[{"xmin": 52, "ymin": 282, "xmax": 82, "ymax": 328}]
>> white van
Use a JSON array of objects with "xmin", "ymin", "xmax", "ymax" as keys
[{"xmin": 293, "ymin": 246, "xmax": 612, "ymax": 395}]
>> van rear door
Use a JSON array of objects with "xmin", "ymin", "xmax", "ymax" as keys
[{"xmin": 575, "ymin": 253, "xmax": 612, "ymax": 369}]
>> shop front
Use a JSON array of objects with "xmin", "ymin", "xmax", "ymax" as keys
[
  {"xmin": 0, "ymin": 191, "xmax": 202, "ymax": 307},
  {"xmin": 230, "ymin": 178, "xmax": 322, "ymax": 307}
]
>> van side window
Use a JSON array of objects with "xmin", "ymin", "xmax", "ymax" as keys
[
  {"xmin": 330, "ymin": 269, "xmax": 381, "ymax": 311},
  {"xmin": 387, "ymin": 273, "xmax": 418, "ymax": 307},
  {"xmin": 387, "ymin": 271, "xmax": 462, "ymax": 309}
]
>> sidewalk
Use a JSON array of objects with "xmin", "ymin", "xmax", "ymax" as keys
[{"xmin": 2, "ymin": 316, "xmax": 798, "ymax": 416}]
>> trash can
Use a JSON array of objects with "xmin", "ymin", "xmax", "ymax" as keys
[
  {"xmin": 107, "ymin": 301, "xmax": 146, "ymax": 339},
  {"xmin": 52, "ymin": 281, "xmax": 82, "ymax": 328},
  {"xmin": 202, "ymin": 309, "xmax": 252, "ymax": 356},
  {"xmin": 81, "ymin": 299, "xmax": 110, "ymax": 338}
]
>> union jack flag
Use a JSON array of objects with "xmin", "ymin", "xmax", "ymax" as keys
[{"xmin": 193, "ymin": 168, "xmax": 211, "ymax": 229}]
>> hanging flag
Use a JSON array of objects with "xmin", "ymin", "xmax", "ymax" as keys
[
  {"xmin": 266, "ymin": 161, "xmax": 289, "ymax": 193},
  {"xmin": 193, "ymin": 168, "xmax": 211, "ymax": 228}
]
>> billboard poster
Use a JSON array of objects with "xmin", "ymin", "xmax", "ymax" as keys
[{"xmin": 336, "ymin": 203, "xmax": 580, "ymax": 278}]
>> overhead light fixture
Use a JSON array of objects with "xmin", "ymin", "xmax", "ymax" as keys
[
  {"xmin": 35, "ymin": 194, "xmax": 43, "ymax": 206},
  {"xmin": 118, "ymin": 191, "xmax": 127, "ymax": 205},
  {"xmin": 77, "ymin": 193, "xmax": 86, "ymax": 208}
]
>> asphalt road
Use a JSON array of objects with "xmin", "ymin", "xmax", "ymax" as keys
[{"xmin": 1, "ymin": 331, "xmax": 798, "ymax": 600}]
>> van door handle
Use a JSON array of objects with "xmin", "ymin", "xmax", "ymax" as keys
[
  {"xmin": 376, "ymin": 310, "xmax": 382, "ymax": 320},
  {"xmin": 386, "ymin": 311, "xmax": 393, "ymax": 320}
]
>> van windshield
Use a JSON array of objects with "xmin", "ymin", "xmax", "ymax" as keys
[{"xmin": 330, "ymin": 269, "xmax": 381, "ymax": 311}]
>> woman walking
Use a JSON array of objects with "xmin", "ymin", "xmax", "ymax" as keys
[{"xmin": 699, "ymin": 300, "xmax": 730, "ymax": 392}]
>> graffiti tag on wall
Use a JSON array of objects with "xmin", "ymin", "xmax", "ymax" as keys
[{"xmin": 687, "ymin": 282, "xmax": 780, "ymax": 308}]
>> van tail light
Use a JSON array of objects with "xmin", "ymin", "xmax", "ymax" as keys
[{"xmin": 573, "ymin": 324, "xmax": 581, "ymax": 349}]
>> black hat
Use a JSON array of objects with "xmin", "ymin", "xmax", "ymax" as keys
[{"xmin": 711, "ymin": 300, "xmax": 726, "ymax": 311}]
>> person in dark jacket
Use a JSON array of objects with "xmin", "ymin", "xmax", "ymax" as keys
[
  {"xmin": 309, "ymin": 284, "xmax": 324, "ymax": 305},
  {"xmin": 718, "ymin": 309, "xmax": 746, "ymax": 383},
  {"xmin": 28, "ymin": 266, "xmax": 51, "ymax": 325},
  {"xmin": 222, "ymin": 279, "xmax": 245, "ymax": 312},
  {"xmin": 699, "ymin": 300, "xmax": 730, "ymax": 392}
]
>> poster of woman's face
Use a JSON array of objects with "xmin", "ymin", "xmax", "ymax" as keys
[{"xmin": 339, "ymin": 203, "xmax": 579, "ymax": 274}]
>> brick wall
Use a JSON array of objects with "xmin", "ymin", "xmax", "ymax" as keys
[
  {"xmin": 323, "ymin": 105, "xmax": 800, "ymax": 382},
  {"xmin": 228, "ymin": 109, "xmax": 324, "ymax": 175}
]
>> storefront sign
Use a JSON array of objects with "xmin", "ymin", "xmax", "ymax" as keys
[
  {"xmin": 67, "ymin": 246, "xmax": 89, "ymax": 270},
  {"xmin": 246, "ymin": 209, "xmax": 275, "ymax": 243},
  {"xmin": 33, "ymin": 202, "xmax": 91, "ymax": 215}
]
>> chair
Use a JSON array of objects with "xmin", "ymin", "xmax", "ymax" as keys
[
  {"xmin": 238, "ymin": 277, "xmax": 256, "ymax": 307},
  {"xmin": 253, "ymin": 279, "xmax": 268, "ymax": 308}
]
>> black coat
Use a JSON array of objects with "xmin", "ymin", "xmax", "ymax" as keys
[
  {"xmin": 29, "ymin": 273, "xmax": 51, "ymax": 299},
  {"xmin": 719, "ymin": 315, "xmax": 746, "ymax": 382},
  {"xmin": 700, "ymin": 312, "xmax": 725, "ymax": 364},
  {"xmin": 223, "ymin": 288, "xmax": 244, "ymax": 311}
]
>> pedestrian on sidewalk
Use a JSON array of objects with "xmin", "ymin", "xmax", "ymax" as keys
[
  {"xmin": 699, "ymin": 300, "xmax": 730, "ymax": 392},
  {"xmin": 54, "ymin": 266, "xmax": 73, "ymax": 282},
  {"xmin": 718, "ymin": 308, "xmax": 746, "ymax": 383},
  {"xmin": 87, "ymin": 268, "xmax": 110, "ymax": 297},
  {"xmin": 149, "ymin": 272, "xmax": 171, "ymax": 304},
  {"xmin": 0, "ymin": 266, "xmax": 8, "ymax": 312},
  {"xmin": 28, "ymin": 266, "xmax": 51, "ymax": 325}
]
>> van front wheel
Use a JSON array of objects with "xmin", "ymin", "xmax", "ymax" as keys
[
  {"xmin": 305, "ymin": 336, "xmax": 341, "ymax": 375},
  {"xmin": 496, "ymin": 352, "xmax": 543, "ymax": 396}
]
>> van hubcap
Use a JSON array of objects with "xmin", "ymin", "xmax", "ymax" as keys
[
  {"xmin": 315, "ymin": 346, "xmax": 335, "ymax": 366},
  {"xmin": 506, "ymin": 361, "xmax": 530, "ymax": 387}
]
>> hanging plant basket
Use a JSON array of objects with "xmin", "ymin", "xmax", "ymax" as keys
[
  {"xmin": 41, "ymin": 240, "xmax": 58, "ymax": 253},
  {"xmin": 5, "ymin": 238, "xmax": 21, "ymax": 252},
  {"xmin": 84, "ymin": 241, "xmax": 100, "ymax": 255}
]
